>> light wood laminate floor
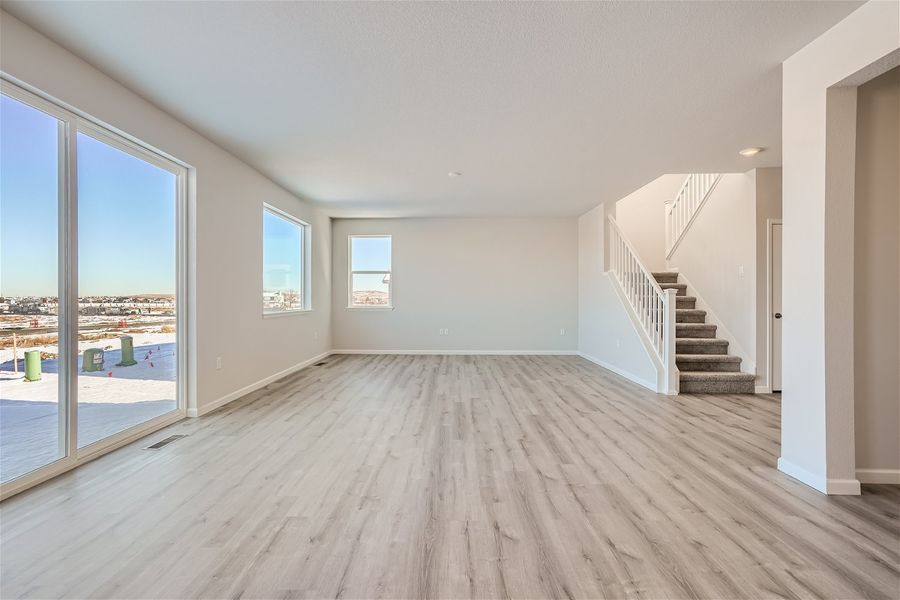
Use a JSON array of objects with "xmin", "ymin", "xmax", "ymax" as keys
[{"xmin": 1, "ymin": 354, "xmax": 898, "ymax": 599}]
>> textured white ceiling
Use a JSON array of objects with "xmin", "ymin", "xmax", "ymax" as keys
[{"xmin": 4, "ymin": 1, "xmax": 861, "ymax": 217}]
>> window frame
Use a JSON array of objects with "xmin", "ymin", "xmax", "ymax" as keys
[
  {"xmin": 262, "ymin": 203, "xmax": 312, "ymax": 317},
  {"xmin": 347, "ymin": 234, "xmax": 393, "ymax": 309}
]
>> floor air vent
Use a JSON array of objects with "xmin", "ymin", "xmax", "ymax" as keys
[
  {"xmin": 314, "ymin": 362, "xmax": 328, "ymax": 366},
  {"xmin": 145, "ymin": 434, "xmax": 186, "ymax": 450}
]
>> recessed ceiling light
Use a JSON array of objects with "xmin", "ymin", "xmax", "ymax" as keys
[
  {"xmin": 739, "ymin": 147, "xmax": 764, "ymax": 157},
  {"xmin": 448, "ymin": 171, "xmax": 462, "ymax": 177}
]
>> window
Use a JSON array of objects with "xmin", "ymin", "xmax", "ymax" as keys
[
  {"xmin": 263, "ymin": 205, "xmax": 310, "ymax": 314},
  {"xmin": 349, "ymin": 235, "xmax": 392, "ymax": 307}
]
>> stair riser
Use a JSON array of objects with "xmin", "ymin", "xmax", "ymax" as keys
[
  {"xmin": 676, "ymin": 298, "xmax": 696, "ymax": 309},
  {"xmin": 676, "ymin": 327, "xmax": 717, "ymax": 338},
  {"xmin": 680, "ymin": 380, "xmax": 755, "ymax": 394},
  {"xmin": 676, "ymin": 361, "xmax": 741, "ymax": 372},
  {"xmin": 676, "ymin": 342, "xmax": 728, "ymax": 355},
  {"xmin": 676, "ymin": 313, "xmax": 706, "ymax": 323}
]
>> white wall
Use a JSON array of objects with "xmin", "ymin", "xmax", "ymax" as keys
[
  {"xmin": 755, "ymin": 168, "xmax": 783, "ymax": 392},
  {"xmin": 614, "ymin": 174, "xmax": 685, "ymax": 271},
  {"xmin": 1, "ymin": 12, "xmax": 332, "ymax": 414},
  {"xmin": 780, "ymin": 0, "xmax": 899, "ymax": 493},
  {"xmin": 854, "ymin": 67, "xmax": 899, "ymax": 479},
  {"xmin": 667, "ymin": 172, "xmax": 758, "ymax": 374},
  {"xmin": 331, "ymin": 218, "xmax": 578, "ymax": 353},
  {"xmin": 577, "ymin": 204, "xmax": 658, "ymax": 390}
]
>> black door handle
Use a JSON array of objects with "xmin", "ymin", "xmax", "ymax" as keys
[{"xmin": 775, "ymin": 313, "xmax": 782, "ymax": 319}]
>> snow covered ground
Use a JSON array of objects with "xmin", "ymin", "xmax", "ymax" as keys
[{"xmin": 0, "ymin": 332, "xmax": 177, "ymax": 483}]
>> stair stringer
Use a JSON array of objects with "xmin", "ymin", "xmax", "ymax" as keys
[
  {"xmin": 607, "ymin": 273, "xmax": 678, "ymax": 394},
  {"xmin": 669, "ymin": 270, "xmax": 755, "ymax": 378}
]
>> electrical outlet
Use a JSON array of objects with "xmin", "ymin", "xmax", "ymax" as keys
[
  {"xmin": 739, "ymin": 265, "xmax": 745, "ymax": 278},
  {"xmin": 445, "ymin": 328, "xmax": 450, "ymax": 335},
  {"xmin": 559, "ymin": 328, "xmax": 566, "ymax": 336},
  {"xmin": 215, "ymin": 356, "xmax": 222, "ymax": 370},
  {"xmin": 314, "ymin": 330, "xmax": 318, "ymax": 340},
  {"xmin": 616, "ymin": 339, "xmax": 621, "ymax": 348}
]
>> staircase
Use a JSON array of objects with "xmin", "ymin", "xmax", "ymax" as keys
[{"xmin": 652, "ymin": 271, "xmax": 755, "ymax": 394}]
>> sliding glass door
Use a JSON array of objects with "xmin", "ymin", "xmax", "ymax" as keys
[
  {"xmin": 0, "ymin": 80, "xmax": 187, "ymax": 495},
  {"xmin": 75, "ymin": 132, "xmax": 179, "ymax": 449}
]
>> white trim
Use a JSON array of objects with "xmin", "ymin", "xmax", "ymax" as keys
[
  {"xmin": 331, "ymin": 349, "xmax": 578, "ymax": 356},
  {"xmin": 577, "ymin": 352, "xmax": 658, "ymax": 392},
  {"xmin": 766, "ymin": 218, "xmax": 783, "ymax": 392},
  {"xmin": 187, "ymin": 351, "xmax": 332, "ymax": 418},
  {"xmin": 778, "ymin": 457, "xmax": 827, "ymax": 493},
  {"xmin": 755, "ymin": 385, "xmax": 773, "ymax": 394},
  {"xmin": 345, "ymin": 306, "xmax": 394, "ymax": 311},
  {"xmin": 826, "ymin": 479, "xmax": 862, "ymax": 495},
  {"xmin": 856, "ymin": 468, "xmax": 900, "ymax": 484},
  {"xmin": 263, "ymin": 309, "xmax": 314, "ymax": 318},
  {"xmin": 777, "ymin": 457, "xmax": 861, "ymax": 495}
]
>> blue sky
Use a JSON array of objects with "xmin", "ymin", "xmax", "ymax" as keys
[
  {"xmin": 1, "ymin": 94, "xmax": 176, "ymax": 297},
  {"xmin": 263, "ymin": 210, "xmax": 302, "ymax": 292}
]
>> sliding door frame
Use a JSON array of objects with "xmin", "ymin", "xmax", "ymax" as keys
[{"xmin": 0, "ymin": 77, "xmax": 191, "ymax": 500}]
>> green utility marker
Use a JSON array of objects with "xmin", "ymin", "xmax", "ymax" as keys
[
  {"xmin": 83, "ymin": 348, "xmax": 104, "ymax": 372},
  {"xmin": 24, "ymin": 350, "xmax": 42, "ymax": 382},
  {"xmin": 116, "ymin": 335, "xmax": 138, "ymax": 367}
]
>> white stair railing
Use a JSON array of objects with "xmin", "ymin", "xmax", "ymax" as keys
[
  {"xmin": 665, "ymin": 173, "xmax": 721, "ymax": 258},
  {"xmin": 608, "ymin": 215, "xmax": 678, "ymax": 395}
]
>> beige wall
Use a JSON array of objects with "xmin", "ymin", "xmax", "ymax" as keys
[
  {"xmin": 667, "ymin": 172, "xmax": 758, "ymax": 375},
  {"xmin": 577, "ymin": 204, "xmax": 659, "ymax": 390},
  {"xmin": 755, "ymin": 168, "xmax": 783, "ymax": 392},
  {"xmin": 854, "ymin": 66, "xmax": 899, "ymax": 476},
  {"xmin": 614, "ymin": 174, "xmax": 685, "ymax": 272},
  {"xmin": 780, "ymin": 0, "xmax": 898, "ymax": 493},
  {"xmin": 1, "ymin": 12, "xmax": 333, "ymax": 414},
  {"xmin": 331, "ymin": 218, "xmax": 578, "ymax": 352}
]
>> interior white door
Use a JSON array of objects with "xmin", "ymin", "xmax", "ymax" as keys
[{"xmin": 772, "ymin": 223, "xmax": 783, "ymax": 392}]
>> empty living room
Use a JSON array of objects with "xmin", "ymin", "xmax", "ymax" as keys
[{"xmin": 1, "ymin": 1, "xmax": 898, "ymax": 599}]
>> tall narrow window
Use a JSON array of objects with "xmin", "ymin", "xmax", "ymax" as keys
[
  {"xmin": 349, "ymin": 235, "xmax": 392, "ymax": 307},
  {"xmin": 262, "ymin": 205, "xmax": 309, "ymax": 314}
]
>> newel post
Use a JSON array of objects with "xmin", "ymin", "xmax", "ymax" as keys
[
  {"xmin": 662, "ymin": 288, "xmax": 679, "ymax": 395},
  {"xmin": 663, "ymin": 199, "xmax": 673, "ymax": 254}
]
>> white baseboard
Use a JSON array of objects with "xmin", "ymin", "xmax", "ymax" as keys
[
  {"xmin": 777, "ymin": 457, "xmax": 861, "ymax": 495},
  {"xmin": 188, "ymin": 351, "xmax": 332, "ymax": 418},
  {"xmin": 577, "ymin": 352, "xmax": 657, "ymax": 393},
  {"xmin": 856, "ymin": 468, "xmax": 900, "ymax": 484},
  {"xmin": 330, "ymin": 349, "xmax": 578, "ymax": 356},
  {"xmin": 755, "ymin": 385, "xmax": 773, "ymax": 394}
]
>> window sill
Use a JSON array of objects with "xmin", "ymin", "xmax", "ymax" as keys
[
  {"xmin": 263, "ymin": 309, "xmax": 313, "ymax": 319},
  {"xmin": 346, "ymin": 305, "xmax": 394, "ymax": 311}
]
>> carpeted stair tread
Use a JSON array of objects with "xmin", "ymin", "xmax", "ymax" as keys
[
  {"xmin": 675, "ymin": 323, "xmax": 717, "ymax": 338},
  {"xmin": 676, "ymin": 309, "xmax": 707, "ymax": 323},
  {"xmin": 675, "ymin": 296, "xmax": 697, "ymax": 309},
  {"xmin": 652, "ymin": 272, "xmax": 680, "ymax": 283}
]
